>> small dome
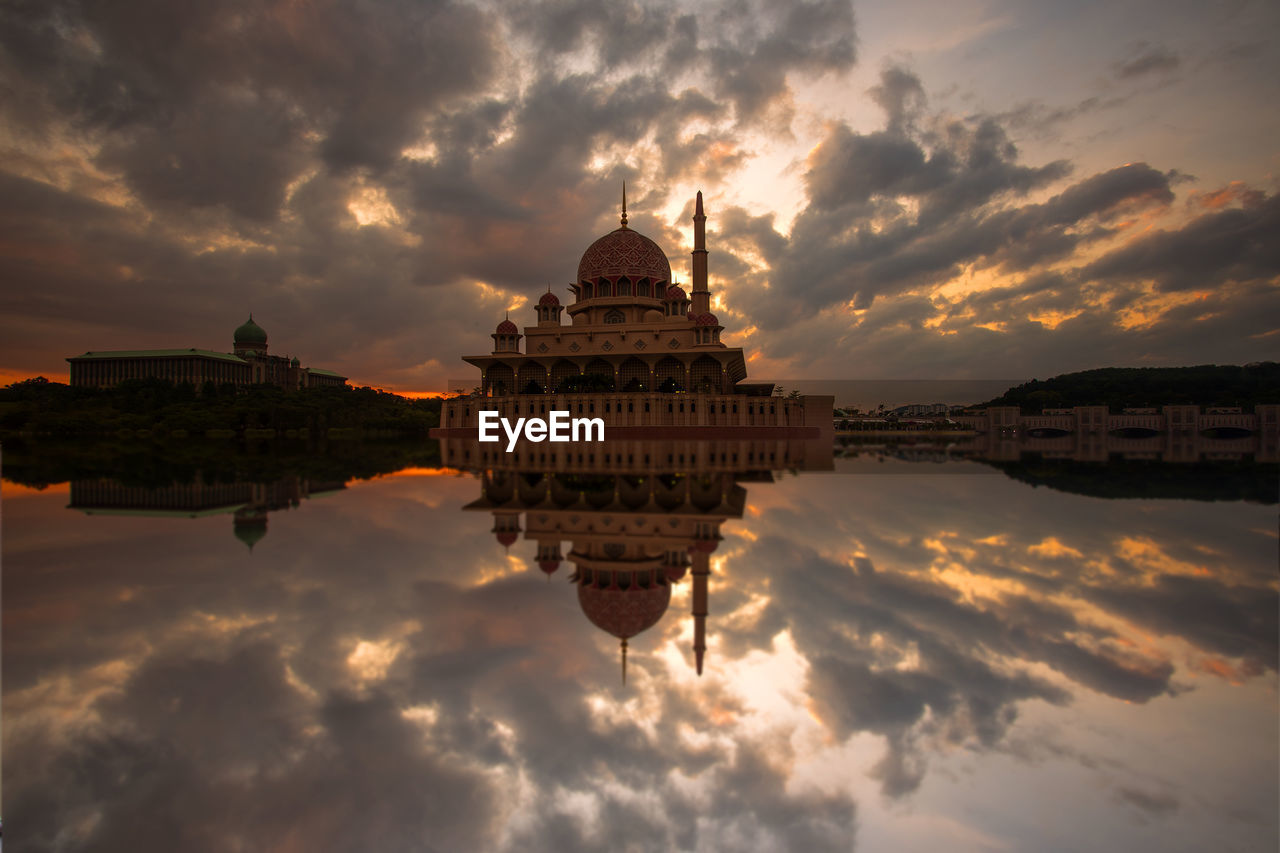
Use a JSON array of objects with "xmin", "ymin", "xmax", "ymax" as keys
[
  {"xmin": 690, "ymin": 538, "xmax": 718, "ymax": 553},
  {"xmin": 665, "ymin": 285, "xmax": 686, "ymax": 301},
  {"xmin": 234, "ymin": 316, "xmax": 267, "ymax": 345},
  {"xmin": 539, "ymin": 291, "xmax": 561, "ymax": 306},
  {"xmin": 496, "ymin": 531, "xmax": 518, "ymax": 547},
  {"xmin": 695, "ymin": 312, "xmax": 719, "ymax": 327},
  {"xmin": 538, "ymin": 559, "xmax": 560, "ymax": 575},
  {"xmin": 642, "ymin": 308, "xmax": 663, "ymax": 323},
  {"xmin": 664, "ymin": 565, "xmax": 687, "ymax": 582},
  {"xmin": 578, "ymin": 228, "xmax": 672, "ymax": 285},
  {"xmin": 496, "ymin": 319, "xmax": 518, "ymax": 335},
  {"xmin": 290, "ymin": 356, "xmax": 300, "ymax": 367}
]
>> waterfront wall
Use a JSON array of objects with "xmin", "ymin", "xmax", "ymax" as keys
[{"xmin": 954, "ymin": 404, "xmax": 1280, "ymax": 436}]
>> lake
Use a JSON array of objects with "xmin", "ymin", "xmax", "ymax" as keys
[{"xmin": 3, "ymin": 439, "xmax": 1277, "ymax": 851}]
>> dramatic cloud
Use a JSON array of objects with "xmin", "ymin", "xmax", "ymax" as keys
[{"xmin": 0, "ymin": 0, "xmax": 1276, "ymax": 387}]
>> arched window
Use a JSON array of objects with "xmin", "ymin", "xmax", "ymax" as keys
[
  {"xmin": 655, "ymin": 357, "xmax": 683, "ymax": 392},
  {"xmin": 637, "ymin": 278, "xmax": 650, "ymax": 298},
  {"xmin": 486, "ymin": 364, "xmax": 515, "ymax": 397},
  {"xmin": 691, "ymin": 355, "xmax": 720, "ymax": 393},
  {"xmin": 616, "ymin": 277, "xmax": 630, "ymax": 297},
  {"xmin": 551, "ymin": 360, "xmax": 578, "ymax": 393},
  {"xmin": 604, "ymin": 309, "xmax": 625, "ymax": 324},
  {"xmin": 518, "ymin": 362, "xmax": 547, "ymax": 394},
  {"xmin": 618, "ymin": 357, "xmax": 648, "ymax": 391}
]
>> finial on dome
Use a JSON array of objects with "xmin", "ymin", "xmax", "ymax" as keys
[
  {"xmin": 621, "ymin": 638, "xmax": 628, "ymax": 685},
  {"xmin": 621, "ymin": 181, "xmax": 628, "ymax": 228}
]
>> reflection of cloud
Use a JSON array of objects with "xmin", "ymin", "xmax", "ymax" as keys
[{"xmin": 5, "ymin": 465, "xmax": 1277, "ymax": 847}]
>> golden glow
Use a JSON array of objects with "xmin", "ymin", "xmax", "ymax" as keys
[
  {"xmin": 347, "ymin": 638, "xmax": 404, "ymax": 684},
  {"xmin": 1027, "ymin": 537, "xmax": 1085, "ymax": 559},
  {"xmin": 384, "ymin": 467, "xmax": 466, "ymax": 478},
  {"xmin": 1027, "ymin": 309, "xmax": 1084, "ymax": 329},
  {"xmin": 2, "ymin": 481, "xmax": 71, "ymax": 497},
  {"xmin": 1115, "ymin": 536, "xmax": 1215, "ymax": 579},
  {"xmin": 348, "ymin": 184, "xmax": 402, "ymax": 227}
]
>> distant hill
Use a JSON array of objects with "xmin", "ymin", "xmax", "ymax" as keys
[{"xmin": 979, "ymin": 364, "xmax": 1280, "ymax": 413}]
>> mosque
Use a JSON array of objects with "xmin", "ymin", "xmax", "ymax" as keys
[
  {"xmin": 67, "ymin": 316, "xmax": 347, "ymax": 391},
  {"xmin": 437, "ymin": 190, "xmax": 833, "ymax": 435}
]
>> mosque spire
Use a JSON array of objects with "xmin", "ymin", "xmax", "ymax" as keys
[
  {"xmin": 621, "ymin": 181, "xmax": 628, "ymax": 228},
  {"xmin": 691, "ymin": 189, "xmax": 710, "ymax": 315}
]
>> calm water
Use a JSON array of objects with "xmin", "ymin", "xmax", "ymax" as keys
[{"xmin": 3, "ymin": 445, "xmax": 1277, "ymax": 852}]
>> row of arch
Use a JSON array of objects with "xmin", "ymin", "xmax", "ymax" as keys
[
  {"xmin": 577, "ymin": 276, "xmax": 667, "ymax": 301},
  {"xmin": 486, "ymin": 471, "xmax": 735, "ymax": 512},
  {"xmin": 485, "ymin": 355, "xmax": 726, "ymax": 395}
]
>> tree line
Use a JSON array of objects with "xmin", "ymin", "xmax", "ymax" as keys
[{"xmin": 0, "ymin": 377, "xmax": 442, "ymax": 437}]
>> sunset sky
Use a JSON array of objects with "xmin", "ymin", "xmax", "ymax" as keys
[{"xmin": 1, "ymin": 0, "xmax": 1277, "ymax": 393}]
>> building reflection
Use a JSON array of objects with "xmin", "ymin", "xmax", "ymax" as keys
[
  {"xmin": 68, "ymin": 475, "xmax": 346, "ymax": 550},
  {"xmin": 452, "ymin": 436, "xmax": 833, "ymax": 681},
  {"xmin": 837, "ymin": 426, "xmax": 1277, "ymax": 464}
]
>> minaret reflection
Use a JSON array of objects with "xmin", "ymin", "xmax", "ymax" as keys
[{"xmin": 454, "ymin": 437, "xmax": 833, "ymax": 681}]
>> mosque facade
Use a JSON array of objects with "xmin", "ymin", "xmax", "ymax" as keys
[
  {"xmin": 67, "ymin": 316, "xmax": 347, "ymax": 391},
  {"xmin": 438, "ymin": 191, "xmax": 833, "ymax": 436}
]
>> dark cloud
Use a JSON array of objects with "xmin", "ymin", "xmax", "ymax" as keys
[
  {"xmin": 1117, "ymin": 786, "xmax": 1180, "ymax": 817},
  {"xmin": 1081, "ymin": 191, "xmax": 1280, "ymax": 292},
  {"xmin": 1113, "ymin": 42, "xmax": 1181, "ymax": 79}
]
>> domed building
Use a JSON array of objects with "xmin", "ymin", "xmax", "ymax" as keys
[
  {"xmin": 439, "ymin": 189, "xmax": 833, "ymax": 435},
  {"xmin": 68, "ymin": 315, "xmax": 348, "ymax": 391}
]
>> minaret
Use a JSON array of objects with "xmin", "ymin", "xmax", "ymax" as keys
[
  {"xmin": 691, "ymin": 191, "xmax": 710, "ymax": 316},
  {"xmin": 691, "ymin": 550, "xmax": 710, "ymax": 675}
]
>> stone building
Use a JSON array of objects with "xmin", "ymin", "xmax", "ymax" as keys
[{"xmin": 68, "ymin": 316, "xmax": 347, "ymax": 391}]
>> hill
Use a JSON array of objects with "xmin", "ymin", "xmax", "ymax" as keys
[{"xmin": 979, "ymin": 363, "xmax": 1280, "ymax": 413}]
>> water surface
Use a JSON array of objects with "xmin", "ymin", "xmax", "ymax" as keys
[{"xmin": 4, "ymin": 448, "xmax": 1276, "ymax": 851}]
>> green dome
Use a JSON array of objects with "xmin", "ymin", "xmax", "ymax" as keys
[
  {"xmin": 234, "ymin": 518, "xmax": 268, "ymax": 551},
  {"xmin": 234, "ymin": 315, "xmax": 268, "ymax": 345}
]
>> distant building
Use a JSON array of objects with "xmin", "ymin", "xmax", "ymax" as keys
[
  {"xmin": 67, "ymin": 316, "xmax": 347, "ymax": 391},
  {"xmin": 893, "ymin": 403, "xmax": 951, "ymax": 417}
]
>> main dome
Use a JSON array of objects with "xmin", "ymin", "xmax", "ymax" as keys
[
  {"xmin": 234, "ymin": 316, "xmax": 267, "ymax": 345},
  {"xmin": 576, "ymin": 227, "xmax": 672, "ymax": 285},
  {"xmin": 578, "ymin": 582, "xmax": 671, "ymax": 640}
]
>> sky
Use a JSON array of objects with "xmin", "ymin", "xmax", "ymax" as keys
[
  {"xmin": 5, "ymin": 465, "xmax": 1276, "ymax": 850},
  {"xmin": 1, "ymin": 0, "xmax": 1277, "ymax": 393}
]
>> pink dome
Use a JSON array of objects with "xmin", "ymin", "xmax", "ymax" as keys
[
  {"xmin": 665, "ymin": 285, "xmax": 687, "ymax": 301},
  {"xmin": 578, "ymin": 582, "xmax": 671, "ymax": 640},
  {"xmin": 495, "ymin": 531, "xmax": 518, "ymax": 547},
  {"xmin": 695, "ymin": 312, "xmax": 719, "ymax": 327},
  {"xmin": 496, "ymin": 319, "xmax": 518, "ymax": 334},
  {"xmin": 538, "ymin": 559, "xmax": 560, "ymax": 574},
  {"xmin": 664, "ymin": 565, "xmax": 687, "ymax": 582},
  {"xmin": 577, "ymin": 228, "xmax": 672, "ymax": 284},
  {"xmin": 538, "ymin": 291, "xmax": 560, "ymax": 306}
]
